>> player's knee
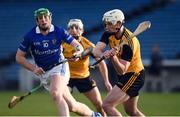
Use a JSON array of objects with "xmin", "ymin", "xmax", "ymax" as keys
[{"xmin": 50, "ymin": 90, "xmax": 63, "ymax": 101}]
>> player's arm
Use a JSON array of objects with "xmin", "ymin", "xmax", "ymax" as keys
[
  {"xmin": 112, "ymin": 45, "xmax": 132, "ymax": 74},
  {"xmin": 70, "ymin": 39, "xmax": 84, "ymax": 58},
  {"xmin": 97, "ymin": 59, "xmax": 112, "ymax": 92},
  {"xmin": 93, "ymin": 42, "xmax": 106, "ymax": 58},
  {"xmin": 16, "ymin": 49, "xmax": 45, "ymax": 76},
  {"xmin": 93, "ymin": 32, "xmax": 110, "ymax": 58},
  {"xmin": 16, "ymin": 49, "xmax": 36, "ymax": 72}
]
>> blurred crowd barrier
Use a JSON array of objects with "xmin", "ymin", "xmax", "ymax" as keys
[{"xmin": 143, "ymin": 59, "xmax": 180, "ymax": 92}]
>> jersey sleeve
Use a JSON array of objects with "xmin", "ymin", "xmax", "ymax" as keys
[
  {"xmin": 121, "ymin": 44, "xmax": 133, "ymax": 62},
  {"xmin": 99, "ymin": 31, "xmax": 111, "ymax": 45},
  {"xmin": 61, "ymin": 28, "xmax": 74, "ymax": 44},
  {"xmin": 18, "ymin": 34, "xmax": 31, "ymax": 53}
]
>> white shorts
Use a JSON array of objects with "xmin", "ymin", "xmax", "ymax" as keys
[{"xmin": 40, "ymin": 62, "xmax": 70, "ymax": 91}]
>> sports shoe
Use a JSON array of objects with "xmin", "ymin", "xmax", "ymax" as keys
[{"xmin": 92, "ymin": 112, "xmax": 102, "ymax": 117}]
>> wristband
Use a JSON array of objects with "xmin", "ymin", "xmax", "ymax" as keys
[{"xmin": 75, "ymin": 45, "xmax": 83, "ymax": 52}]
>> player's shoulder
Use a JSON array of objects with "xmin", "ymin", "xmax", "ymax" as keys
[
  {"xmin": 81, "ymin": 36, "xmax": 92, "ymax": 44},
  {"xmin": 80, "ymin": 36, "xmax": 95, "ymax": 47},
  {"xmin": 102, "ymin": 31, "xmax": 113, "ymax": 38},
  {"xmin": 54, "ymin": 25, "xmax": 68, "ymax": 33},
  {"xmin": 99, "ymin": 31, "xmax": 113, "ymax": 44},
  {"xmin": 124, "ymin": 28, "xmax": 139, "ymax": 41},
  {"xmin": 54, "ymin": 25, "xmax": 71, "ymax": 37},
  {"xmin": 53, "ymin": 25, "xmax": 64, "ymax": 32},
  {"xmin": 124, "ymin": 28, "xmax": 132, "ymax": 35},
  {"xmin": 101, "ymin": 31, "xmax": 114, "ymax": 41},
  {"xmin": 24, "ymin": 26, "xmax": 37, "ymax": 38}
]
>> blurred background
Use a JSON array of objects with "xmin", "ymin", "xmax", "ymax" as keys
[{"xmin": 0, "ymin": 0, "xmax": 180, "ymax": 116}]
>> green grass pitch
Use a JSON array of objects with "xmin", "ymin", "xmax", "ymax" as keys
[{"xmin": 1, "ymin": 91, "xmax": 180, "ymax": 116}]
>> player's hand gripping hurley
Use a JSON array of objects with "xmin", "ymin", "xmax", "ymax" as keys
[
  {"xmin": 90, "ymin": 21, "xmax": 151, "ymax": 67},
  {"xmin": 8, "ymin": 83, "xmax": 43, "ymax": 109},
  {"xmin": 59, "ymin": 46, "xmax": 93, "ymax": 64}
]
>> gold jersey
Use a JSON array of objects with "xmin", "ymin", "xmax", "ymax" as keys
[
  {"xmin": 100, "ymin": 28, "xmax": 144, "ymax": 73},
  {"xmin": 62, "ymin": 36, "xmax": 95, "ymax": 78}
]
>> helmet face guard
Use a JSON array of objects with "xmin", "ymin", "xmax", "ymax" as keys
[{"xmin": 34, "ymin": 8, "xmax": 52, "ymax": 18}]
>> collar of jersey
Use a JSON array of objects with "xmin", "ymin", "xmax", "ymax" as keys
[{"xmin": 35, "ymin": 24, "xmax": 54, "ymax": 34}]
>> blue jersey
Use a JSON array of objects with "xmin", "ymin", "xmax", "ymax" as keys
[{"xmin": 19, "ymin": 25, "xmax": 74, "ymax": 70}]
